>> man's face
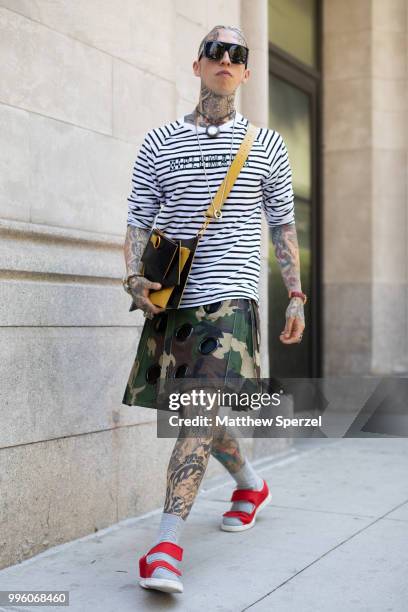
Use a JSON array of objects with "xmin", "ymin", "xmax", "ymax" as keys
[{"xmin": 193, "ymin": 29, "xmax": 250, "ymax": 95}]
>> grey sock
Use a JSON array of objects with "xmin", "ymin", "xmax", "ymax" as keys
[
  {"xmin": 232, "ymin": 457, "xmax": 263, "ymax": 490},
  {"xmin": 223, "ymin": 458, "xmax": 264, "ymax": 527},
  {"xmin": 146, "ymin": 513, "xmax": 185, "ymax": 581},
  {"xmin": 154, "ymin": 512, "xmax": 185, "ymax": 546}
]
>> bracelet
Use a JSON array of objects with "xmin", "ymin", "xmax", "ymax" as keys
[
  {"xmin": 289, "ymin": 290, "xmax": 307, "ymax": 305},
  {"xmin": 127, "ymin": 273, "xmax": 143, "ymax": 282}
]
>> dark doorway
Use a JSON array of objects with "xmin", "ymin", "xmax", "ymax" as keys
[{"xmin": 267, "ymin": 0, "xmax": 323, "ymax": 383}]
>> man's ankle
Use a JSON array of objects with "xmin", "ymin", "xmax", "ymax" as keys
[{"xmin": 231, "ymin": 458, "xmax": 263, "ymax": 490}]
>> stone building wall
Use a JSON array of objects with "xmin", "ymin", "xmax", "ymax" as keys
[{"xmin": 0, "ymin": 0, "xmax": 277, "ymax": 569}]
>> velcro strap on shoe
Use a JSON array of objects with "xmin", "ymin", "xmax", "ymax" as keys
[
  {"xmin": 146, "ymin": 559, "xmax": 182, "ymax": 578},
  {"xmin": 222, "ymin": 510, "xmax": 253, "ymax": 524},
  {"xmin": 230, "ymin": 485, "xmax": 265, "ymax": 506},
  {"xmin": 148, "ymin": 541, "xmax": 183, "ymax": 561}
]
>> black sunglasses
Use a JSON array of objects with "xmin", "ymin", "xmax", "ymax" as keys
[{"xmin": 199, "ymin": 41, "xmax": 249, "ymax": 67}]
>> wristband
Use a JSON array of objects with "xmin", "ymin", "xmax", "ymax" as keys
[{"xmin": 289, "ymin": 290, "xmax": 307, "ymax": 304}]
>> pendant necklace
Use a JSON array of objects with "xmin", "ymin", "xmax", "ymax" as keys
[
  {"xmin": 195, "ymin": 110, "xmax": 236, "ymax": 219},
  {"xmin": 195, "ymin": 106, "xmax": 235, "ymax": 138}
]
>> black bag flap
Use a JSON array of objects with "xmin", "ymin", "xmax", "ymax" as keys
[{"xmin": 141, "ymin": 229, "xmax": 179, "ymax": 285}]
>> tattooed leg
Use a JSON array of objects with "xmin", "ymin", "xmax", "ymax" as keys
[
  {"xmin": 142, "ymin": 402, "xmax": 220, "ymax": 586},
  {"xmin": 211, "ymin": 424, "xmax": 265, "ymax": 528},
  {"xmin": 163, "ymin": 435, "xmax": 213, "ymax": 520},
  {"xmin": 212, "ymin": 426, "xmax": 263, "ymax": 489},
  {"xmin": 211, "ymin": 423, "xmax": 245, "ymax": 474},
  {"xmin": 143, "ymin": 412, "xmax": 219, "ymax": 586},
  {"xmin": 163, "ymin": 401, "xmax": 221, "ymax": 520}
]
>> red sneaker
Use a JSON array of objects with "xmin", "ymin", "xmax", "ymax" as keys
[
  {"xmin": 221, "ymin": 479, "xmax": 272, "ymax": 532},
  {"xmin": 139, "ymin": 541, "xmax": 183, "ymax": 593}
]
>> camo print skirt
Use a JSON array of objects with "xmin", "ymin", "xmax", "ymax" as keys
[{"xmin": 121, "ymin": 298, "xmax": 261, "ymax": 411}]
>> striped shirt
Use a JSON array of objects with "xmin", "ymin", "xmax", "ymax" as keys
[{"xmin": 127, "ymin": 111, "xmax": 295, "ymax": 308}]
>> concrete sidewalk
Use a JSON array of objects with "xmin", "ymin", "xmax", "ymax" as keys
[{"xmin": 0, "ymin": 438, "xmax": 407, "ymax": 611}]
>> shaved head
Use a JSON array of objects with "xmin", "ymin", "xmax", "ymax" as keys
[
  {"xmin": 186, "ymin": 23, "xmax": 251, "ymax": 128},
  {"xmin": 197, "ymin": 25, "xmax": 248, "ymax": 60}
]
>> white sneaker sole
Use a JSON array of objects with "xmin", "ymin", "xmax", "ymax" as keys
[
  {"xmin": 220, "ymin": 490, "xmax": 272, "ymax": 532},
  {"xmin": 139, "ymin": 577, "xmax": 183, "ymax": 593}
]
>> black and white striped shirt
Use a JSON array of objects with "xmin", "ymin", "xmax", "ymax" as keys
[{"xmin": 127, "ymin": 111, "xmax": 295, "ymax": 308}]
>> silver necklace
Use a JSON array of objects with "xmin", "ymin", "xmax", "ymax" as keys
[
  {"xmin": 195, "ymin": 106, "xmax": 235, "ymax": 138},
  {"xmin": 195, "ymin": 111, "xmax": 236, "ymax": 219}
]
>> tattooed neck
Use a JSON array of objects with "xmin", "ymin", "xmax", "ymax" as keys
[{"xmin": 184, "ymin": 85, "xmax": 236, "ymax": 128}]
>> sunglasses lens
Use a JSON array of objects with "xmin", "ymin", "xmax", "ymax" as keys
[
  {"xmin": 204, "ymin": 41, "xmax": 248, "ymax": 64},
  {"xmin": 206, "ymin": 41, "xmax": 224, "ymax": 60},
  {"xmin": 229, "ymin": 44, "xmax": 247, "ymax": 64}
]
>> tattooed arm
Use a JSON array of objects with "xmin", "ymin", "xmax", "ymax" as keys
[
  {"xmin": 270, "ymin": 222, "xmax": 305, "ymax": 344},
  {"xmin": 123, "ymin": 225, "xmax": 164, "ymax": 317}
]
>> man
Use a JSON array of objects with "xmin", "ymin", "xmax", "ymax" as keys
[{"xmin": 122, "ymin": 25, "xmax": 306, "ymax": 594}]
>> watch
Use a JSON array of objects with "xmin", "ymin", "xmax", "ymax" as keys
[{"xmin": 289, "ymin": 290, "xmax": 307, "ymax": 304}]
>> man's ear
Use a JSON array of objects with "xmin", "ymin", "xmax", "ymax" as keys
[
  {"xmin": 192, "ymin": 59, "xmax": 201, "ymax": 77},
  {"xmin": 242, "ymin": 68, "xmax": 251, "ymax": 84}
]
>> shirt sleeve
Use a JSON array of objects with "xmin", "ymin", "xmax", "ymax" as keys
[
  {"xmin": 126, "ymin": 133, "xmax": 162, "ymax": 230},
  {"xmin": 262, "ymin": 133, "xmax": 295, "ymax": 226}
]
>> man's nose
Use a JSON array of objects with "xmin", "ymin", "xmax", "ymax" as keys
[{"xmin": 220, "ymin": 50, "xmax": 231, "ymax": 64}]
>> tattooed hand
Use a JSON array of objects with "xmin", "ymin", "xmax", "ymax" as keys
[
  {"xmin": 127, "ymin": 275, "xmax": 165, "ymax": 318},
  {"xmin": 124, "ymin": 225, "xmax": 165, "ymax": 318},
  {"xmin": 280, "ymin": 297, "xmax": 305, "ymax": 344}
]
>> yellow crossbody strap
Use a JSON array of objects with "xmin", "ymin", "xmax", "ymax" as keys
[{"xmin": 203, "ymin": 123, "xmax": 258, "ymax": 222}]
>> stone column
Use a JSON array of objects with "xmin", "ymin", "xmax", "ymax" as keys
[
  {"xmin": 371, "ymin": 0, "xmax": 407, "ymax": 374},
  {"xmin": 240, "ymin": 0, "xmax": 270, "ymax": 379},
  {"xmin": 323, "ymin": 0, "xmax": 407, "ymax": 375},
  {"xmin": 241, "ymin": 0, "xmax": 293, "ymax": 458}
]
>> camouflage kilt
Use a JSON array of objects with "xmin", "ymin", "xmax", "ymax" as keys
[{"xmin": 122, "ymin": 298, "xmax": 261, "ymax": 412}]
